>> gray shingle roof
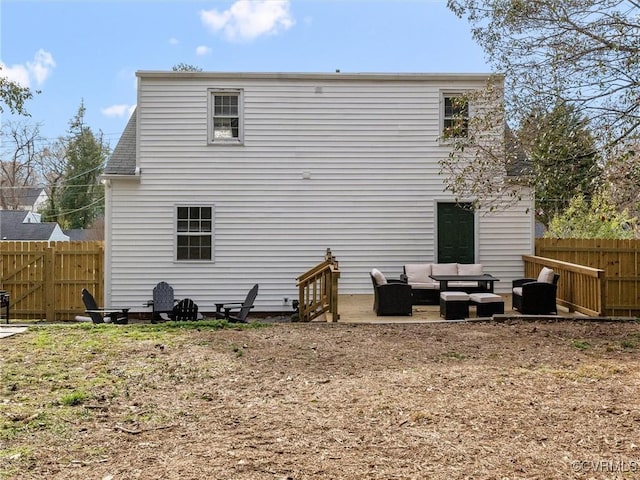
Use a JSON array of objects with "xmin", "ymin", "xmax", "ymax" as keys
[
  {"xmin": 105, "ymin": 110, "xmax": 137, "ymax": 175},
  {"xmin": 0, "ymin": 211, "xmax": 57, "ymax": 240},
  {"xmin": 18, "ymin": 187, "xmax": 45, "ymax": 207}
]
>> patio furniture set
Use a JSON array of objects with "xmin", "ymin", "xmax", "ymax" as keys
[
  {"xmin": 371, "ymin": 263, "xmax": 559, "ymax": 320},
  {"xmin": 74, "ymin": 282, "xmax": 259, "ymax": 325}
]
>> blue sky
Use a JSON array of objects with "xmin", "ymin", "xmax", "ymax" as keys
[{"xmin": 1, "ymin": 0, "xmax": 490, "ymax": 149}]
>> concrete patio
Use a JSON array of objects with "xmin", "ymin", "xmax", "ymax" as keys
[{"xmin": 326, "ymin": 293, "xmax": 584, "ymax": 324}]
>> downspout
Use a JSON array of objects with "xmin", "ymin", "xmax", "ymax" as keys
[{"xmin": 103, "ymin": 178, "xmax": 112, "ymax": 305}]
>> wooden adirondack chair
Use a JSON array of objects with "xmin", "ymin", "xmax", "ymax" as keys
[
  {"xmin": 146, "ymin": 281, "xmax": 179, "ymax": 323},
  {"xmin": 79, "ymin": 288, "xmax": 129, "ymax": 324},
  {"xmin": 214, "ymin": 284, "xmax": 259, "ymax": 323},
  {"xmin": 171, "ymin": 298, "xmax": 200, "ymax": 321}
]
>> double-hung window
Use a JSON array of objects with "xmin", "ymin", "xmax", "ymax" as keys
[
  {"xmin": 176, "ymin": 206, "xmax": 213, "ymax": 261},
  {"xmin": 442, "ymin": 94, "xmax": 469, "ymax": 139},
  {"xmin": 209, "ymin": 89, "xmax": 243, "ymax": 144}
]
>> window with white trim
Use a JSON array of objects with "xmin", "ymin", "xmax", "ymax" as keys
[
  {"xmin": 208, "ymin": 89, "xmax": 243, "ymax": 144},
  {"xmin": 442, "ymin": 94, "xmax": 469, "ymax": 139},
  {"xmin": 176, "ymin": 206, "xmax": 213, "ymax": 261}
]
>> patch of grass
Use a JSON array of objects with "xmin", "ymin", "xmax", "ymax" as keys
[
  {"xmin": 571, "ymin": 339, "xmax": 591, "ymax": 350},
  {"xmin": 621, "ymin": 339, "xmax": 637, "ymax": 350},
  {"xmin": 0, "ymin": 446, "xmax": 36, "ymax": 478},
  {"xmin": 231, "ymin": 344, "xmax": 245, "ymax": 357},
  {"xmin": 442, "ymin": 351, "xmax": 467, "ymax": 360},
  {"xmin": 0, "ymin": 321, "xmax": 268, "ymax": 446},
  {"xmin": 58, "ymin": 390, "xmax": 88, "ymax": 406},
  {"xmin": 619, "ymin": 333, "xmax": 640, "ymax": 351}
]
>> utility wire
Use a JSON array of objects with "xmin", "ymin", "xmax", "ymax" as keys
[{"xmin": 48, "ymin": 195, "xmax": 105, "ymax": 218}]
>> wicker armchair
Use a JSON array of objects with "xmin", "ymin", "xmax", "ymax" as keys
[
  {"xmin": 370, "ymin": 269, "xmax": 412, "ymax": 316},
  {"xmin": 512, "ymin": 268, "xmax": 560, "ymax": 315}
]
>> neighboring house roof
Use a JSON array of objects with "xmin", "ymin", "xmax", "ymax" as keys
[
  {"xmin": 0, "ymin": 186, "xmax": 48, "ymax": 211},
  {"xmin": 505, "ymin": 125, "xmax": 529, "ymax": 177},
  {"xmin": 19, "ymin": 187, "xmax": 46, "ymax": 208},
  {"xmin": 0, "ymin": 210, "xmax": 69, "ymax": 241},
  {"xmin": 64, "ymin": 229, "xmax": 93, "ymax": 241},
  {"xmin": 105, "ymin": 110, "xmax": 137, "ymax": 176}
]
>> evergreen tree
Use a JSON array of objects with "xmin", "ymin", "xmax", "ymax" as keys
[
  {"xmin": 42, "ymin": 102, "xmax": 108, "ymax": 229},
  {"xmin": 518, "ymin": 102, "xmax": 601, "ymax": 226}
]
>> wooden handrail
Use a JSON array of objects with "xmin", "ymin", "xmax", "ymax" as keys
[
  {"xmin": 296, "ymin": 248, "xmax": 341, "ymax": 322},
  {"xmin": 522, "ymin": 255, "xmax": 606, "ymax": 316}
]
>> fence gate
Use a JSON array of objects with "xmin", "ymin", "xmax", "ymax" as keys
[{"xmin": 0, "ymin": 241, "xmax": 104, "ymax": 321}]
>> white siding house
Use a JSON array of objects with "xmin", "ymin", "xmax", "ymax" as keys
[{"xmin": 104, "ymin": 71, "xmax": 534, "ymax": 313}]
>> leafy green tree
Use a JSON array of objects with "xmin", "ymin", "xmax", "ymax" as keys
[
  {"xmin": 172, "ymin": 63, "xmax": 203, "ymax": 72},
  {"xmin": 0, "ymin": 66, "xmax": 36, "ymax": 115},
  {"xmin": 443, "ymin": 0, "xmax": 639, "ymax": 210},
  {"xmin": 437, "ymin": 79, "xmax": 518, "ymax": 212},
  {"xmin": 447, "ymin": 0, "xmax": 639, "ymax": 148},
  {"xmin": 518, "ymin": 102, "xmax": 601, "ymax": 226},
  {"xmin": 545, "ymin": 192, "xmax": 637, "ymax": 239},
  {"xmin": 42, "ymin": 102, "xmax": 109, "ymax": 229},
  {"xmin": 600, "ymin": 145, "xmax": 640, "ymax": 221}
]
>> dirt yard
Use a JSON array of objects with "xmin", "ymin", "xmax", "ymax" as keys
[{"xmin": 2, "ymin": 319, "xmax": 640, "ymax": 479}]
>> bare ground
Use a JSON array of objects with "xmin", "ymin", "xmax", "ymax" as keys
[{"xmin": 2, "ymin": 319, "xmax": 640, "ymax": 479}]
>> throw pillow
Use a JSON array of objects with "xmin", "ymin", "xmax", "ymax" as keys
[
  {"xmin": 537, "ymin": 267, "xmax": 555, "ymax": 283},
  {"xmin": 371, "ymin": 268, "xmax": 387, "ymax": 285}
]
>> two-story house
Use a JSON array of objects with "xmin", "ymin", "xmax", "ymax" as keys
[{"xmin": 104, "ymin": 71, "xmax": 533, "ymax": 313}]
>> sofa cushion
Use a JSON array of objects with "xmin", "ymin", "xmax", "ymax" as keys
[
  {"xmin": 404, "ymin": 264, "xmax": 432, "ymax": 283},
  {"xmin": 440, "ymin": 291, "xmax": 469, "ymax": 301},
  {"xmin": 469, "ymin": 293, "xmax": 503, "ymax": 304},
  {"xmin": 537, "ymin": 267, "xmax": 555, "ymax": 284},
  {"xmin": 458, "ymin": 263, "xmax": 483, "ymax": 276},
  {"xmin": 371, "ymin": 268, "xmax": 387, "ymax": 285},
  {"xmin": 512, "ymin": 287, "xmax": 523, "ymax": 296},
  {"xmin": 432, "ymin": 263, "xmax": 458, "ymax": 276}
]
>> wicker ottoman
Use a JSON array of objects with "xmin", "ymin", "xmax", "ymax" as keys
[
  {"xmin": 469, "ymin": 293, "xmax": 504, "ymax": 317},
  {"xmin": 439, "ymin": 291, "xmax": 470, "ymax": 320}
]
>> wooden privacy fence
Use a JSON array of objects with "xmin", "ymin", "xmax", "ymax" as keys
[
  {"xmin": 296, "ymin": 248, "xmax": 341, "ymax": 322},
  {"xmin": 536, "ymin": 238, "xmax": 640, "ymax": 317},
  {"xmin": 0, "ymin": 241, "xmax": 104, "ymax": 321}
]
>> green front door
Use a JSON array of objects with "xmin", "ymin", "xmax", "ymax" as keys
[{"xmin": 437, "ymin": 202, "xmax": 475, "ymax": 263}]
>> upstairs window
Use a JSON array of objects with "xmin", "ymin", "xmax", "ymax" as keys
[
  {"xmin": 442, "ymin": 94, "xmax": 469, "ymax": 139},
  {"xmin": 176, "ymin": 206, "xmax": 213, "ymax": 261},
  {"xmin": 209, "ymin": 89, "xmax": 243, "ymax": 144}
]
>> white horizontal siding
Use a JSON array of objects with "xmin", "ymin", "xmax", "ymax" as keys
[{"xmin": 105, "ymin": 73, "xmax": 532, "ymax": 312}]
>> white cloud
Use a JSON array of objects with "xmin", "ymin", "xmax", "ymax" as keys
[
  {"xmin": 200, "ymin": 0, "xmax": 294, "ymax": 42},
  {"xmin": 101, "ymin": 104, "xmax": 136, "ymax": 118},
  {"xmin": 28, "ymin": 50, "xmax": 55, "ymax": 85},
  {"xmin": 169, "ymin": 37, "xmax": 179, "ymax": 45},
  {"xmin": 196, "ymin": 45, "xmax": 212, "ymax": 56},
  {"xmin": 0, "ymin": 49, "xmax": 56, "ymax": 88},
  {"xmin": 0, "ymin": 63, "xmax": 30, "ymax": 87}
]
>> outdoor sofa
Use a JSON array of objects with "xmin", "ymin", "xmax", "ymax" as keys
[{"xmin": 400, "ymin": 263, "xmax": 493, "ymax": 305}]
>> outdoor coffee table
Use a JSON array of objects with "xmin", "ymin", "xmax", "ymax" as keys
[{"xmin": 429, "ymin": 274, "xmax": 499, "ymax": 293}]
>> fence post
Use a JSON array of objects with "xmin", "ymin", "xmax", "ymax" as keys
[
  {"xmin": 330, "ymin": 265, "xmax": 340, "ymax": 321},
  {"xmin": 44, "ymin": 243, "xmax": 56, "ymax": 321}
]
